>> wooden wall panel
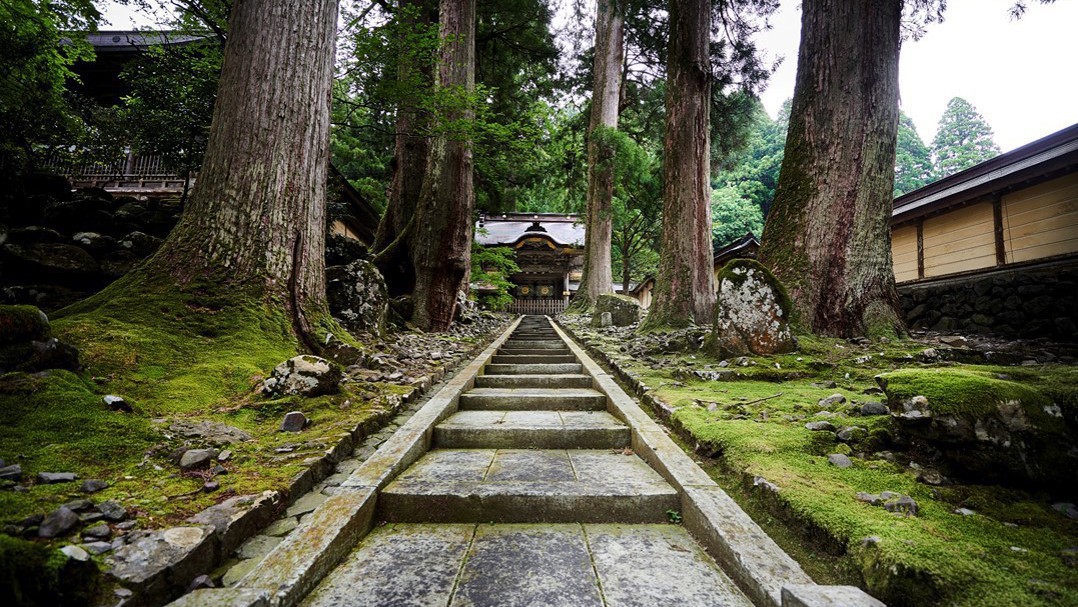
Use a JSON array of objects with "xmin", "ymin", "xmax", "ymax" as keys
[
  {"xmin": 922, "ymin": 202, "xmax": 996, "ymax": 277},
  {"xmin": 891, "ymin": 224, "xmax": 919, "ymax": 282},
  {"xmin": 1003, "ymin": 173, "xmax": 1078, "ymax": 263}
]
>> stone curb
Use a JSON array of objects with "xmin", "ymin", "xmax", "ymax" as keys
[
  {"xmin": 552, "ymin": 318, "xmax": 886, "ymax": 607},
  {"xmin": 169, "ymin": 317, "xmax": 523, "ymax": 607},
  {"xmin": 147, "ymin": 317, "xmax": 515, "ymax": 607}
]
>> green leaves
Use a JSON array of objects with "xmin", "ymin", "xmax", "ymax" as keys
[{"xmin": 930, "ymin": 97, "xmax": 1001, "ymax": 181}]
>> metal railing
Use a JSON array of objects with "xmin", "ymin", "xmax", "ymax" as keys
[{"xmin": 508, "ymin": 299, "xmax": 567, "ymax": 315}]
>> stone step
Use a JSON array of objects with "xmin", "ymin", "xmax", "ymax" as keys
[
  {"xmin": 377, "ymin": 449, "xmax": 679, "ymax": 523},
  {"xmin": 434, "ymin": 410, "xmax": 629, "ymax": 449},
  {"xmin": 485, "ymin": 362, "xmax": 583, "ymax": 375},
  {"xmin": 474, "ymin": 374, "xmax": 592, "ymax": 389},
  {"xmin": 459, "ymin": 388, "xmax": 604, "ymax": 411},
  {"xmin": 497, "ymin": 348, "xmax": 571, "ymax": 356},
  {"xmin": 501, "ymin": 340, "xmax": 567, "ymax": 349},
  {"xmin": 490, "ymin": 354, "xmax": 576, "ymax": 364},
  {"xmin": 302, "ymin": 523, "xmax": 753, "ymax": 607}
]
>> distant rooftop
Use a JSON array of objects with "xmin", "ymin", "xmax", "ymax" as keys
[
  {"xmin": 66, "ymin": 30, "xmax": 212, "ymax": 52},
  {"xmin": 476, "ymin": 213, "xmax": 584, "ymax": 248}
]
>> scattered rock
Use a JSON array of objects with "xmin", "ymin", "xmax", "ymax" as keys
[
  {"xmin": 752, "ymin": 476, "xmax": 780, "ymax": 493},
  {"xmin": 280, "ymin": 411, "xmax": 309, "ymax": 432},
  {"xmin": 1052, "ymin": 503, "xmax": 1078, "ymax": 520},
  {"xmin": 940, "ymin": 335, "xmax": 968, "ymax": 347},
  {"xmin": 708, "ymin": 259, "xmax": 795, "ymax": 357},
  {"xmin": 203, "ymin": 480, "xmax": 220, "ymax": 493},
  {"xmin": 262, "ymin": 355, "xmax": 341, "ymax": 397},
  {"xmin": 82, "ymin": 541, "xmax": 114, "ymax": 555},
  {"xmin": 804, "ymin": 421, "xmax": 835, "ymax": 432},
  {"xmin": 893, "ymin": 395, "xmax": 931, "ymax": 420},
  {"xmin": 63, "ymin": 498, "xmax": 94, "ymax": 512},
  {"xmin": 186, "ymin": 491, "xmax": 280, "ymax": 557},
  {"xmin": 836, "ymin": 426, "xmax": 867, "ymax": 443},
  {"xmin": 97, "ymin": 500, "xmax": 127, "ymax": 522},
  {"xmin": 188, "ymin": 574, "xmax": 215, "ymax": 591},
  {"xmin": 818, "ymin": 393, "xmax": 846, "ymax": 408},
  {"xmin": 593, "ymin": 311, "xmax": 613, "ymax": 328},
  {"xmin": 60, "ymin": 544, "xmax": 90, "ymax": 562},
  {"xmin": 860, "ymin": 401, "xmax": 889, "ymax": 416},
  {"xmin": 953, "ymin": 508, "xmax": 976, "ymax": 516},
  {"xmin": 916, "ymin": 469, "xmax": 949, "ymax": 486},
  {"xmin": 39, "ymin": 506, "xmax": 80, "ymax": 538},
  {"xmin": 883, "ymin": 495, "xmax": 919, "ymax": 516},
  {"xmin": 855, "ymin": 492, "xmax": 883, "ymax": 506},
  {"xmin": 103, "ymin": 395, "xmax": 132, "ymax": 412},
  {"xmin": 179, "ymin": 449, "xmax": 219, "ymax": 470},
  {"xmin": 0, "ymin": 305, "xmax": 50, "ymax": 343},
  {"xmin": 168, "ymin": 420, "xmax": 252, "ymax": 446},
  {"xmin": 827, "ymin": 454, "xmax": 853, "ymax": 469},
  {"xmin": 811, "ymin": 381, "xmax": 837, "ymax": 389},
  {"xmin": 218, "ymin": 450, "xmax": 233, "ymax": 462},
  {"xmin": 37, "ymin": 471, "xmax": 77, "ymax": 484},
  {"xmin": 0, "ymin": 464, "xmax": 23, "ymax": 481},
  {"xmin": 81, "ymin": 479, "xmax": 108, "ymax": 493},
  {"xmin": 84, "ymin": 523, "xmax": 111, "ymax": 539}
]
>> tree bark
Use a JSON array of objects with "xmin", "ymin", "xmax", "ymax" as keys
[
  {"xmin": 373, "ymin": 0, "xmax": 437, "ymax": 297},
  {"xmin": 757, "ymin": 0, "xmax": 905, "ymax": 338},
  {"xmin": 641, "ymin": 0, "xmax": 714, "ymax": 330},
  {"xmin": 144, "ymin": 0, "xmax": 337, "ymax": 347},
  {"xmin": 574, "ymin": 0, "xmax": 624, "ymax": 311},
  {"xmin": 410, "ymin": 0, "xmax": 476, "ymax": 331}
]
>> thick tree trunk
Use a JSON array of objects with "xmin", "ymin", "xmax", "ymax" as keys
[
  {"xmin": 757, "ymin": 0, "xmax": 905, "ymax": 338},
  {"xmin": 410, "ymin": 0, "xmax": 476, "ymax": 331},
  {"xmin": 575, "ymin": 0, "xmax": 624, "ymax": 311},
  {"xmin": 373, "ymin": 0, "xmax": 437, "ymax": 297},
  {"xmin": 641, "ymin": 0, "xmax": 714, "ymax": 330},
  {"xmin": 145, "ymin": 0, "xmax": 337, "ymax": 346}
]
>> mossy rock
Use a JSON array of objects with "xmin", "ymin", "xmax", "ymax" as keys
[
  {"xmin": 0, "ymin": 305, "xmax": 50, "ymax": 344},
  {"xmin": 0, "ymin": 534, "xmax": 100, "ymax": 606},
  {"xmin": 707, "ymin": 259, "xmax": 795, "ymax": 357},
  {"xmin": 591, "ymin": 294, "xmax": 640, "ymax": 327},
  {"xmin": 878, "ymin": 368, "xmax": 1077, "ymax": 491}
]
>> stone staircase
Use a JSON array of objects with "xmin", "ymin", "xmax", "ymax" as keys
[{"xmin": 301, "ymin": 316, "xmax": 755, "ymax": 606}]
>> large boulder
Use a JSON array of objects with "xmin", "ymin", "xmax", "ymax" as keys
[
  {"xmin": 877, "ymin": 368, "xmax": 1077, "ymax": 492},
  {"xmin": 1, "ymin": 242, "xmax": 100, "ymax": 283},
  {"xmin": 707, "ymin": 259, "xmax": 795, "ymax": 357},
  {"xmin": 591, "ymin": 294, "xmax": 641, "ymax": 327},
  {"xmin": 0, "ymin": 305, "xmax": 50, "ymax": 343},
  {"xmin": 262, "ymin": 355, "xmax": 341, "ymax": 397},
  {"xmin": 326, "ymin": 259, "xmax": 389, "ymax": 337}
]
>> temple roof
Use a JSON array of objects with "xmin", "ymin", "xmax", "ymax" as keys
[{"xmin": 476, "ymin": 213, "xmax": 585, "ymax": 248}]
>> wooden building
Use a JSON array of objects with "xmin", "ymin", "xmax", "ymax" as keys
[
  {"xmin": 890, "ymin": 123, "xmax": 1078, "ymax": 337},
  {"xmin": 475, "ymin": 213, "xmax": 585, "ymax": 315},
  {"xmin": 630, "ymin": 234, "xmax": 760, "ymax": 310}
]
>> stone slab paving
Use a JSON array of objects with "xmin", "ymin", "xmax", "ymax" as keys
[{"xmin": 302, "ymin": 523, "xmax": 753, "ymax": 607}]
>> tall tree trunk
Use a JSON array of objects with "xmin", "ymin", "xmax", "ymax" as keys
[
  {"xmin": 410, "ymin": 0, "xmax": 476, "ymax": 331},
  {"xmin": 641, "ymin": 0, "xmax": 713, "ymax": 330},
  {"xmin": 574, "ymin": 0, "xmax": 623, "ymax": 311},
  {"xmin": 145, "ymin": 0, "xmax": 337, "ymax": 347},
  {"xmin": 372, "ymin": 0, "xmax": 437, "ymax": 297},
  {"xmin": 757, "ymin": 0, "xmax": 904, "ymax": 338}
]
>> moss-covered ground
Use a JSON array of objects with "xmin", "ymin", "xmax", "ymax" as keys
[
  {"xmin": 563, "ymin": 319, "xmax": 1078, "ymax": 607},
  {"xmin": 0, "ymin": 273, "xmax": 505, "ymax": 588}
]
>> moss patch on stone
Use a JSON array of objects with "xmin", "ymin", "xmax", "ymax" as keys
[{"xmin": 878, "ymin": 368, "xmax": 1058, "ymax": 422}]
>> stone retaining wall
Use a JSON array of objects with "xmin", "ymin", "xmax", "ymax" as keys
[{"xmin": 898, "ymin": 258, "xmax": 1078, "ymax": 341}]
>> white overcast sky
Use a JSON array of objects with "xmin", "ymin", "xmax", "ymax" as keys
[{"xmin": 99, "ymin": 0, "xmax": 1077, "ymax": 153}]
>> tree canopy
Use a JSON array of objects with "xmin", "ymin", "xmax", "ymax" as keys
[{"xmin": 930, "ymin": 96, "xmax": 1001, "ymax": 180}]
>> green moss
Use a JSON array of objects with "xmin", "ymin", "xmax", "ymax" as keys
[
  {"xmin": 0, "ymin": 305, "xmax": 51, "ymax": 343},
  {"xmin": 0, "ymin": 534, "xmax": 99, "ymax": 606},
  {"xmin": 563, "ymin": 315, "xmax": 1078, "ymax": 607},
  {"xmin": 879, "ymin": 368, "xmax": 1056, "ymax": 424}
]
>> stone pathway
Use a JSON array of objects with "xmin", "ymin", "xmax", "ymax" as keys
[{"xmin": 301, "ymin": 316, "xmax": 753, "ymax": 606}]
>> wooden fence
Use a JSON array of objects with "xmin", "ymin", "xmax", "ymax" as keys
[{"xmin": 508, "ymin": 299, "xmax": 567, "ymax": 316}]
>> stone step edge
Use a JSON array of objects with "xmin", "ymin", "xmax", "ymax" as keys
[
  {"xmin": 549, "ymin": 320, "xmax": 885, "ymax": 607},
  {"xmin": 165, "ymin": 317, "xmax": 526, "ymax": 607}
]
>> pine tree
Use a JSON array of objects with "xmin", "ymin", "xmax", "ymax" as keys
[
  {"xmin": 930, "ymin": 97, "xmax": 1001, "ymax": 180},
  {"xmin": 894, "ymin": 112, "xmax": 933, "ymax": 196}
]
